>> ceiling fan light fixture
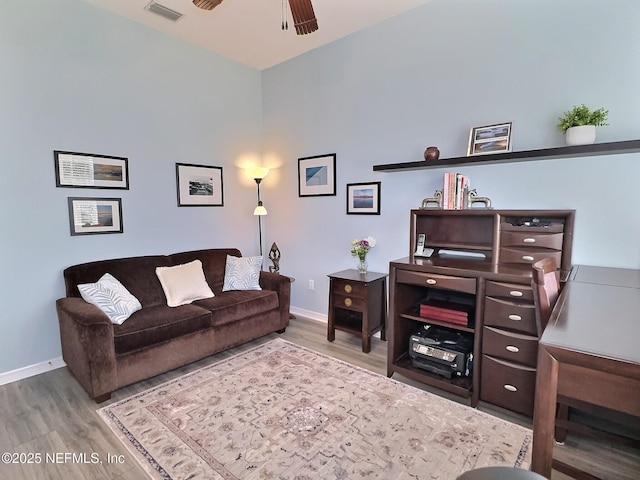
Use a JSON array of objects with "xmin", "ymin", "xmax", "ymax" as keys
[
  {"xmin": 288, "ymin": 0, "xmax": 318, "ymax": 35},
  {"xmin": 193, "ymin": 0, "xmax": 224, "ymax": 11}
]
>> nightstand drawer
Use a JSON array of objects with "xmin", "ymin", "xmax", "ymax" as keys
[
  {"xmin": 485, "ymin": 281, "xmax": 534, "ymax": 301},
  {"xmin": 499, "ymin": 247, "xmax": 562, "ymax": 266},
  {"xmin": 500, "ymin": 231, "xmax": 564, "ymax": 250},
  {"xmin": 484, "ymin": 297, "xmax": 537, "ymax": 335},
  {"xmin": 482, "ymin": 326, "xmax": 538, "ymax": 367},
  {"xmin": 332, "ymin": 293, "xmax": 365, "ymax": 311},
  {"xmin": 481, "ymin": 355, "xmax": 536, "ymax": 417},
  {"xmin": 396, "ymin": 270, "xmax": 476, "ymax": 295},
  {"xmin": 331, "ymin": 278, "xmax": 367, "ymax": 298}
]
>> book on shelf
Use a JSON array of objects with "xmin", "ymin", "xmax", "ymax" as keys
[
  {"xmin": 419, "ymin": 298, "xmax": 474, "ymax": 327},
  {"xmin": 442, "ymin": 171, "xmax": 470, "ymax": 210}
]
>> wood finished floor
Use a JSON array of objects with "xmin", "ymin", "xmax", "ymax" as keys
[{"xmin": 1, "ymin": 316, "xmax": 638, "ymax": 480}]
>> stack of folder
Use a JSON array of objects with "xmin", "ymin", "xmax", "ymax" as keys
[{"xmin": 419, "ymin": 299, "xmax": 471, "ymax": 327}]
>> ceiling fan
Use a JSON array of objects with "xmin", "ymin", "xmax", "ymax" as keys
[{"xmin": 192, "ymin": 0, "xmax": 318, "ymax": 35}]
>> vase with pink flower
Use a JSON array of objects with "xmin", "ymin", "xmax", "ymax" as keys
[{"xmin": 351, "ymin": 236, "xmax": 376, "ymax": 274}]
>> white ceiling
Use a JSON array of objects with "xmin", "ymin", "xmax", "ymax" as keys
[{"xmin": 81, "ymin": 0, "xmax": 433, "ymax": 70}]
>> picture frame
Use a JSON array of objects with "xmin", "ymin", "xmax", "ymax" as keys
[
  {"xmin": 68, "ymin": 197, "xmax": 123, "ymax": 236},
  {"xmin": 346, "ymin": 181, "xmax": 381, "ymax": 215},
  {"xmin": 54, "ymin": 151, "xmax": 129, "ymax": 189},
  {"xmin": 298, "ymin": 153, "xmax": 336, "ymax": 197},
  {"xmin": 176, "ymin": 163, "xmax": 224, "ymax": 207},
  {"xmin": 467, "ymin": 122, "xmax": 513, "ymax": 156}
]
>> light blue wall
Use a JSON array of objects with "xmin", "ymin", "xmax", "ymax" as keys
[
  {"xmin": 2, "ymin": 0, "xmax": 639, "ymax": 377},
  {"xmin": 261, "ymin": 0, "xmax": 640, "ymax": 315},
  {"xmin": 0, "ymin": 0, "xmax": 263, "ymax": 373}
]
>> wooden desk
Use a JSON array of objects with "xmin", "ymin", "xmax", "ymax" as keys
[{"xmin": 531, "ymin": 265, "xmax": 640, "ymax": 478}]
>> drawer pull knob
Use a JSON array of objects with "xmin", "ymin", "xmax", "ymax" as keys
[
  {"xmin": 344, "ymin": 284, "xmax": 352, "ymax": 294},
  {"xmin": 521, "ymin": 255, "xmax": 535, "ymax": 261},
  {"xmin": 426, "ymin": 279, "xmax": 437, "ymax": 285},
  {"xmin": 509, "ymin": 290, "xmax": 523, "ymax": 297},
  {"xmin": 506, "ymin": 345, "xmax": 520, "ymax": 353},
  {"xmin": 508, "ymin": 314, "xmax": 522, "ymax": 321},
  {"xmin": 344, "ymin": 298, "xmax": 352, "ymax": 307},
  {"xmin": 523, "ymin": 237, "xmax": 536, "ymax": 243},
  {"xmin": 504, "ymin": 384, "xmax": 518, "ymax": 392}
]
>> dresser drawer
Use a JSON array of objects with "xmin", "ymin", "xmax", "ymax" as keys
[
  {"xmin": 332, "ymin": 293, "xmax": 365, "ymax": 311},
  {"xmin": 482, "ymin": 326, "xmax": 538, "ymax": 367},
  {"xmin": 500, "ymin": 231, "xmax": 564, "ymax": 250},
  {"xmin": 484, "ymin": 297, "xmax": 537, "ymax": 335},
  {"xmin": 499, "ymin": 247, "xmax": 562, "ymax": 266},
  {"xmin": 480, "ymin": 355, "xmax": 536, "ymax": 417},
  {"xmin": 331, "ymin": 278, "xmax": 367, "ymax": 298},
  {"xmin": 396, "ymin": 270, "xmax": 476, "ymax": 295},
  {"xmin": 485, "ymin": 281, "xmax": 534, "ymax": 302}
]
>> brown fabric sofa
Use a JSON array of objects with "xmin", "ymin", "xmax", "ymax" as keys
[{"xmin": 56, "ymin": 248, "xmax": 291, "ymax": 402}]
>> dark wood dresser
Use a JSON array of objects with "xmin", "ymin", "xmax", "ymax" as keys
[{"xmin": 387, "ymin": 209, "xmax": 575, "ymax": 415}]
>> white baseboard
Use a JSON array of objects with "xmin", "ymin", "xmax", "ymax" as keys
[
  {"xmin": 0, "ymin": 357, "xmax": 66, "ymax": 386},
  {"xmin": 290, "ymin": 306, "xmax": 327, "ymax": 323}
]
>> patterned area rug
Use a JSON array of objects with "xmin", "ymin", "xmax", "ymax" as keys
[{"xmin": 98, "ymin": 339, "xmax": 531, "ymax": 479}]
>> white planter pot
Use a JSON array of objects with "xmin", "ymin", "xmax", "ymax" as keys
[{"xmin": 565, "ymin": 125, "xmax": 596, "ymax": 146}]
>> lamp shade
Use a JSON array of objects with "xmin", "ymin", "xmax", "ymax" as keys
[
  {"xmin": 254, "ymin": 202, "xmax": 267, "ymax": 216},
  {"xmin": 250, "ymin": 166, "xmax": 270, "ymax": 180}
]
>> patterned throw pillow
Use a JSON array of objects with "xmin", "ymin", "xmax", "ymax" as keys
[
  {"xmin": 78, "ymin": 273, "xmax": 142, "ymax": 325},
  {"xmin": 222, "ymin": 255, "xmax": 263, "ymax": 291},
  {"xmin": 155, "ymin": 259, "xmax": 215, "ymax": 307}
]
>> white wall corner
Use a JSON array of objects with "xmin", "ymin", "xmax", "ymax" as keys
[{"xmin": 0, "ymin": 357, "xmax": 66, "ymax": 386}]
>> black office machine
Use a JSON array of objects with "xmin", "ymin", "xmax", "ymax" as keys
[{"xmin": 409, "ymin": 325, "xmax": 473, "ymax": 379}]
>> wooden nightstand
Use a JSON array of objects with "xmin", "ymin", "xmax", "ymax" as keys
[{"xmin": 327, "ymin": 269, "xmax": 388, "ymax": 353}]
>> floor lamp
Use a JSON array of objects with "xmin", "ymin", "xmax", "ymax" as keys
[{"xmin": 252, "ymin": 168, "xmax": 269, "ymax": 256}]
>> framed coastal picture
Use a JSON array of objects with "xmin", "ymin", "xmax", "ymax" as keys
[
  {"xmin": 176, "ymin": 163, "xmax": 224, "ymax": 207},
  {"xmin": 346, "ymin": 181, "xmax": 381, "ymax": 215},
  {"xmin": 467, "ymin": 122, "xmax": 513, "ymax": 156},
  {"xmin": 68, "ymin": 197, "xmax": 123, "ymax": 236},
  {"xmin": 54, "ymin": 151, "xmax": 129, "ymax": 189},
  {"xmin": 298, "ymin": 153, "xmax": 336, "ymax": 197}
]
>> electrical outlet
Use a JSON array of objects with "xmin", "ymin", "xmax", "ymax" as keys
[{"xmin": 308, "ymin": 279, "xmax": 314, "ymax": 290}]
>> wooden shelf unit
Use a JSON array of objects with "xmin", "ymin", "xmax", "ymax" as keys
[
  {"xmin": 387, "ymin": 209, "xmax": 575, "ymax": 412},
  {"xmin": 373, "ymin": 139, "xmax": 640, "ymax": 172}
]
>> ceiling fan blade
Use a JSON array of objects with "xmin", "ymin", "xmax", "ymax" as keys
[
  {"xmin": 193, "ymin": 0, "xmax": 224, "ymax": 11},
  {"xmin": 288, "ymin": 0, "xmax": 318, "ymax": 35}
]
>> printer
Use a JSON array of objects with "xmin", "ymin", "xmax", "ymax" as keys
[{"xmin": 409, "ymin": 324, "xmax": 473, "ymax": 379}]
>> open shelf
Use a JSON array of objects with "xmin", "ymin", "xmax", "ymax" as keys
[
  {"xmin": 400, "ymin": 310, "xmax": 474, "ymax": 334},
  {"xmin": 373, "ymin": 139, "xmax": 640, "ymax": 172},
  {"xmin": 392, "ymin": 353, "xmax": 473, "ymax": 397}
]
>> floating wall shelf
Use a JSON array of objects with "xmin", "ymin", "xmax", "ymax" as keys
[{"xmin": 372, "ymin": 139, "xmax": 640, "ymax": 172}]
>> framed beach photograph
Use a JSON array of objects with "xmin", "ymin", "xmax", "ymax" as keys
[
  {"xmin": 68, "ymin": 197, "xmax": 123, "ymax": 236},
  {"xmin": 54, "ymin": 151, "xmax": 129, "ymax": 189},
  {"xmin": 298, "ymin": 153, "xmax": 336, "ymax": 197},
  {"xmin": 346, "ymin": 181, "xmax": 381, "ymax": 215},
  {"xmin": 176, "ymin": 163, "xmax": 224, "ymax": 207},
  {"xmin": 467, "ymin": 122, "xmax": 513, "ymax": 156}
]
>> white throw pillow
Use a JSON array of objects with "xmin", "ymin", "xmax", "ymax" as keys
[
  {"xmin": 78, "ymin": 273, "xmax": 142, "ymax": 325},
  {"xmin": 222, "ymin": 255, "xmax": 263, "ymax": 291},
  {"xmin": 155, "ymin": 259, "xmax": 215, "ymax": 307}
]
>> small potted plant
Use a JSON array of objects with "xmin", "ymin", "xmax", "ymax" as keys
[{"xmin": 557, "ymin": 104, "xmax": 608, "ymax": 146}]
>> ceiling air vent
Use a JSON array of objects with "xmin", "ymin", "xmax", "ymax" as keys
[{"xmin": 145, "ymin": 1, "xmax": 184, "ymax": 22}]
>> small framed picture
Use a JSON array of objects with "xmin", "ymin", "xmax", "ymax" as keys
[
  {"xmin": 54, "ymin": 151, "xmax": 129, "ymax": 189},
  {"xmin": 68, "ymin": 197, "xmax": 123, "ymax": 236},
  {"xmin": 298, "ymin": 153, "xmax": 336, "ymax": 197},
  {"xmin": 467, "ymin": 122, "xmax": 513, "ymax": 156},
  {"xmin": 176, "ymin": 163, "xmax": 224, "ymax": 207},
  {"xmin": 346, "ymin": 181, "xmax": 381, "ymax": 215}
]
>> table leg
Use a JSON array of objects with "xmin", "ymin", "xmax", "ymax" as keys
[{"xmin": 532, "ymin": 344, "xmax": 559, "ymax": 478}]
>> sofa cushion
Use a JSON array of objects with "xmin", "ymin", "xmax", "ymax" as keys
[
  {"xmin": 155, "ymin": 260, "xmax": 215, "ymax": 307},
  {"xmin": 63, "ymin": 255, "xmax": 172, "ymax": 307},
  {"xmin": 222, "ymin": 255, "xmax": 263, "ymax": 291},
  {"xmin": 113, "ymin": 304, "xmax": 211, "ymax": 355},
  {"xmin": 194, "ymin": 290, "xmax": 278, "ymax": 327},
  {"xmin": 77, "ymin": 273, "xmax": 142, "ymax": 325},
  {"xmin": 169, "ymin": 248, "xmax": 241, "ymax": 294}
]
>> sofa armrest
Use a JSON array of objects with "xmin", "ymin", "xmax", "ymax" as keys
[
  {"xmin": 259, "ymin": 271, "xmax": 291, "ymax": 327},
  {"xmin": 56, "ymin": 297, "xmax": 117, "ymax": 400}
]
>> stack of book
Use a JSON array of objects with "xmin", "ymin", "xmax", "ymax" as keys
[
  {"xmin": 419, "ymin": 298, "xmax": 472, "ymax": 327},
  {"xmin": 443, "ymin": 172, "xmax": 470, "ymax": 210}
]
